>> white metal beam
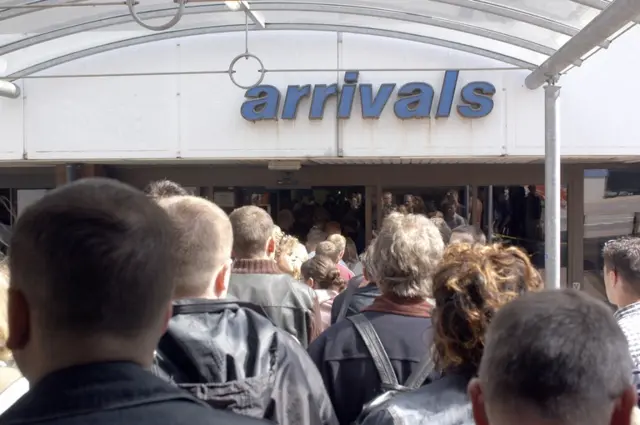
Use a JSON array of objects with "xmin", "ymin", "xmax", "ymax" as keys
[
  {"xmin": 0, "ymin": 2, "xmax": 557, "ymax": 58},
  {"xmin": 526, "ymin": 0, "xmax": 640, "ymax": 89},
  {"xmin": 239, "ymin": 1, "xmax": 265, "ymax": 29},
  {"xmin": 6, "ymin": 23, "xmax": 536, "ymax": 81}
]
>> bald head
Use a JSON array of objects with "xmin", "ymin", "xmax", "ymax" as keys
[{"xmin": 158, "ymin": 196, "xmax": 232, "ymax": 298}]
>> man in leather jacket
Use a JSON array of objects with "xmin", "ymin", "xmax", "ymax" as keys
[
  {"xmin": 154, "ymin": 196, "xmax": 337, "ymax": 425},
  {"xmin": 1, "ymin": 179, "xmax": 267, "ymax": 425},
  {"xmin": 228, "ymin": 205, "xmax": 322, "ymax": 347}
]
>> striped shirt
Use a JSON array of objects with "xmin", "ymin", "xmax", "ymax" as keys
[{"xmin": 615, "ymin": 301, "xmax": 640, "ymax": 369}]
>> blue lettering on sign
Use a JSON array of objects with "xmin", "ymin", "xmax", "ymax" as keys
[{"xmin": 240, "ymin": 71, "xmax": 496, "ymax": 121}]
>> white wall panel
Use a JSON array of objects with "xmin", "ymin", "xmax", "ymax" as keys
[
  {"xmin": 23, "ymin": 75, "xmax": 179, "ymax": 160},
  {"xmin": 0, "ymin": 81, "xmax": 24, "ymax": 161}
]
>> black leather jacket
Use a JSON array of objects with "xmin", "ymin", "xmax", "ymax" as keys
[
  {"xmin": 229, "ymin": 260, "xmax": 320, "ymax": 347},
  {"xmin": 359, "ymin": 374, "xmax": 473, "ymax": 425},
  {"xmin": 1, "ymin": 362, "xmax": 269, "ymax": 425},
  {"xmin": 154, "ymin": 299, "xmax": 337, "ymax": 425}
]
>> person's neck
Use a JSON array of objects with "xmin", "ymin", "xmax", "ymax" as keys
[
  {"xmin": 25, "ymin": 338, "xmax": 151, "ymax": 386},
  {"xmin": 617, "ymin": 293, "xmax": 640, "ymax": 309},
  {"xmin": 238, "ymin": 255, "xmax": 271, "ymax": 261},
  {"xmin": 176, "ymin": 289, "xmax": 222, "ymax": 301}
]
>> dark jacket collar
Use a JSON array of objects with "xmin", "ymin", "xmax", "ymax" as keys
[
  {"xmin": 2, "ymin": 362, "xmax": 196, "ymax": 424},
  {"xmin": 231, "ymin": 259, "xmax": 282, "ymax": 275}
]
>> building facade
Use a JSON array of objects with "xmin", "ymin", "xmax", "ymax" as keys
[{"xmin": 0, "ymin": 1, "xmax": 639, "ymax": 302}]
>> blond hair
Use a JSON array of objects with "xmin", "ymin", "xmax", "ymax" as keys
[
  {"xmin": 316, "ymin": 241, "xmax": 341, "ymax": 264},
  {"xmin": 276, "ymin": 235, "xmax": 308, "ymax": 280},
  {"xmin": 327, "ymin": 234, "xmax": 347, "ymax": 253},
  {"xmin": 229, "ymin": 206, "xmax": 274, "ymax": 259},
  {"xmin": 158, "ymin": 196, "xmax": 232, "ymax": 299}
]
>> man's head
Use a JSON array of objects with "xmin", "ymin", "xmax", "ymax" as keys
[
  {"xmin": 158, "ymin": 196, "xmax": 233, "ymax": 300},
  {"xmin": 360, "ymin": 243, "xmax": 375, "ymax": 282},
  {"xmin": 382, "ymin": 192, "xmax": 393, "ymax": 206},
  {"xmin": 327, "ymin": 234, "xmax": 347, "ymax": 261},
  {"xmin": 145, "ymin": 179, "xmax": 189, "ymax": 200},
  {"xmin": 430, "ymin": 217, "xmax": 452, "ymax": 245},
  {"xmin": 306, "ymin": 228, "xmax": 328, "ymax": 253},
  {"xmin": 325, "ymin": 221, "xmax": 342, "ymax": 236},
  {"xmin": 316, "ymin": 241, "xmax": 341, "ymax": 264},
  {"xmin": 228, "ymin": 206, "xmax": 275, "ymax": 259},
  {"xmin": 469, "ymin": 290, "xmax": 635, "ymax": 425},
  {"xmin": 450, "ymin": 225, "xmax": 486, "ymax": 245},
  {"xmin": 441, "ymin": 199, "xmax": 456, "ymax": 219},
  {"xmin": 8, "ymin": 178, "xmax": 178, "ymax": 383},
  {"xmin": 603, "ymin": 237, "xmax": 640, "ymax": 307},
  {"xmin": 368, "ymin": 212, "xmax": 444, "ymax": 299}
]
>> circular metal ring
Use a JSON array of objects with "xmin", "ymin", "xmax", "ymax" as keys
[
  {"xmin": 228, "ymin": 53, "xmax": 266, "ymax": 90},
  {"xmin": 127, "ymin": 0, "xmax": 186, "ymax": 32}
]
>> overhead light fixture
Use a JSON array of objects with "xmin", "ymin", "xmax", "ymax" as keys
[
  {"xmin": 0, "ymin": 80, "xmax": 20, "ymax": 99},
  {"xmin": 268, "ymin": 160, "xmax": 302, "ymax": 171},
  {"xmin": 224, "ymin": 1, "xmax": 242, "ymax": 11}
]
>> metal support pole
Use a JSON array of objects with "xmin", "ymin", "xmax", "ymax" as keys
[
  {"xmin": 544, "ymin": 83, "xmax": 562, "ymax": 289},
  {"xmin": 65, "ymin": 164, "xmax": 79, "ymax": 183},
  {"xmin": 487, "ymin": 185, "xmax": 494, "ymax": 242},
  {"xmin": 464, "ymin": 185, "xmax": 470, "ymax": 222}
]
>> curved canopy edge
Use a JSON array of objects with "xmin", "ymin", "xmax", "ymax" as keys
[
  {"xmin": 6, "ymin": 22, "xmax": 537, "ymax": 81},
  {"xmin": 0, "ymin": 2, "xmax": 560, "ymax": 58}
]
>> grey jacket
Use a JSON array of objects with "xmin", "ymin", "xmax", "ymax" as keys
[
  {"xmin": 229, "ymin": 258, "xmax": 321, "ymax": 347},
  {"xmin": 359, "ymin": 374, "xmax": 473, "ymax": 425}
]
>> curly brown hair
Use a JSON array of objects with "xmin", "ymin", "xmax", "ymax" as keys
[{"xmin": 431, "ymin": 243, "xmax": 543, "ymax": 376}]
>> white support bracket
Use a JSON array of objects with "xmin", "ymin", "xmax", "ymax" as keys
[
  {"xmin": 227, "ymin": 1, "xmax": 265, "ymax": 29},
  {"xmin": 0, "ymin": 80, "xmax": 20, "ymax": 99}
]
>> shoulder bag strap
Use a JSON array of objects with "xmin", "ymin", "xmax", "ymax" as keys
[
  {"xmin": 336, "ymin": 276, "xmax": 362, "ymax": 321},
  {"xmin": 347, "ymin": 314, "xmax": 399, "ymax": 388},
  {"xmin": 403, "ymin": 353, "xmax": 436, "ymax": 389}
]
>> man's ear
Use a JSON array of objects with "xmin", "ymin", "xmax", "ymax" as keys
[
  {"xmin": 161, "ymin": 301, "xmax": 173, "ymax": 334},
  {"xmin": 6, "ymin": 288, "xmax": 30, "ymax": 351},
  {"xmin": 468, "ymin": 378, "xmax": 490, "ymax": 425},
  {"xmin": 266, "ymin": 237, "xmax": 276, "ymax": 256},
  {"xmin": 214, "ymin": 262, "xmax": 231, "ymax": 298},
  {"xmin": 611, "ymin": 386, "xmax": 636, "ymax": 425}
]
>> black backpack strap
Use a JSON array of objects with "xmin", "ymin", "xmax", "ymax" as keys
[
  {"xmin": 337, "ymin": 276, "xmax": 362, "ymax": 322},
  {"xmin": 347, "ymin": 314, "xmax": 399, "ymax": 389},
  {"xmin": 403, "ymin": 353, "xmax": 435, "ymax": 389}
]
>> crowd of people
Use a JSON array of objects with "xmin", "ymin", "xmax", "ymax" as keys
[{"xmin": 0, "ymin": 177, "xmax": 637, "ymax": 425}]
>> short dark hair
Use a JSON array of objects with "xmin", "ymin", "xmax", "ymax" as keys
[
  {"xmin": 228, "ymin": 206, "xmax": 274, "ymax": 259},
  {"xmin": 603, "ymin": 237, "xmax": 640, "ymax": 291},
  {"xmin": 9, "ymin": 178, "xmax": 178, "ymax": 340},
  {"xmin": 480, "ymin": 290, "xmax": 632, "ymax": 424},
  {"xmin": 145, "ymin": 179, "xmax": 189, "ymax": 200},
  {"xmin": 451, "ymin": 225, "xmax": 486, "ymax": 245}
]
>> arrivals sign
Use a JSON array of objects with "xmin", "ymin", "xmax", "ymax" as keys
[{"xmin": 240, "ymin": 70, "xmax": 496, "ymax": 122}]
